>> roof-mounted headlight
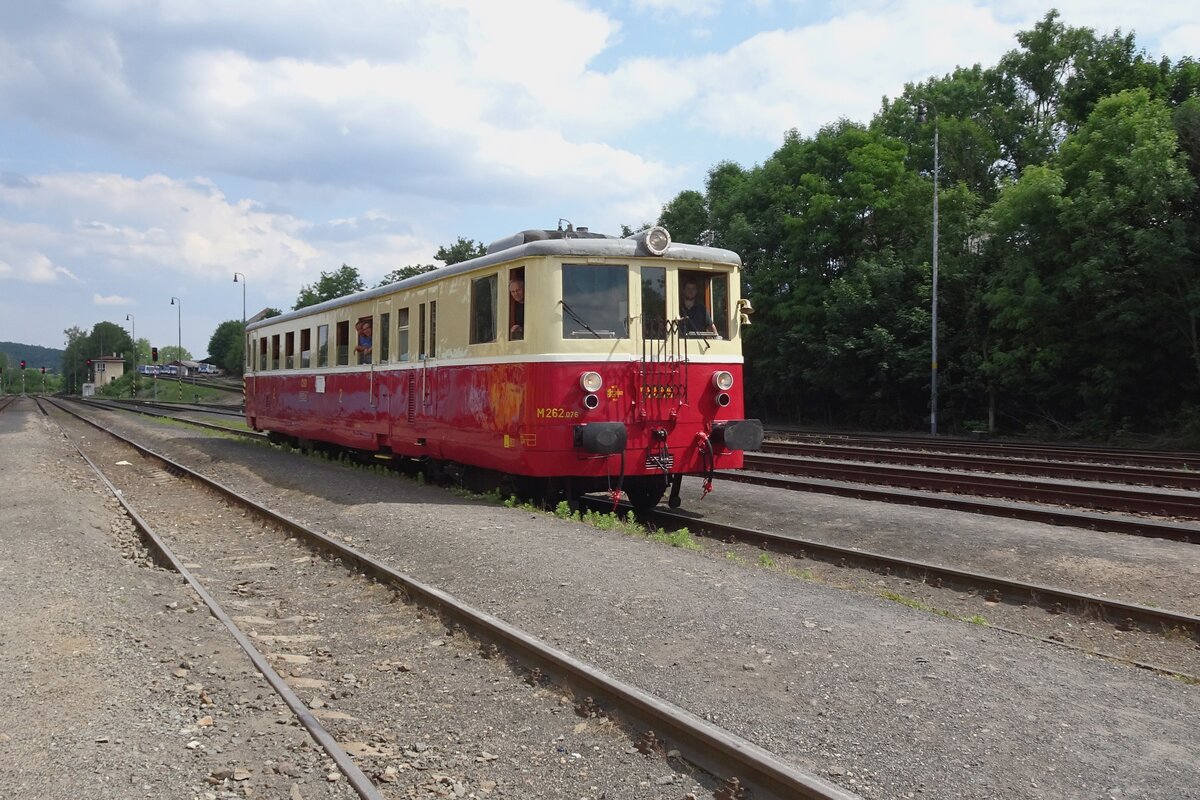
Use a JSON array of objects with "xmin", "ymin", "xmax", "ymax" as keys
[{"xmin": 644, "ymin": 226, "xmax": 671, "ymax": 256}]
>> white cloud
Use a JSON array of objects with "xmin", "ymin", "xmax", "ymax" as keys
[{"xmin": 94, "ymin": 293, "xmax": 134, "ymax": 305}]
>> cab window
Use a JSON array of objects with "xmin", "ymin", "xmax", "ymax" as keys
[
  {"xmin": 640, "ymin": 266, "xmax": 666, "ymax": 339},
  {"xmin": 561, "ymin": 264, "xmax": 628, "ymax": 339}
]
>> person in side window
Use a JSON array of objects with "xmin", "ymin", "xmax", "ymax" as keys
[
  {"xmin": 680, "ymin": 277, "xmax": 716, "ymax": 336},
  {"xmin": 354, "ymin": 318, "xmax": 373, "ymax": 361},
  {"xmin": 509, "ymin": 277, "xmax": 525, "ymax": 339}
]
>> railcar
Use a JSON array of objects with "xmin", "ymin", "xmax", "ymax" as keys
[{"xmin": 244, "ymin": 225, "xmax": 762, "ymax": 510}]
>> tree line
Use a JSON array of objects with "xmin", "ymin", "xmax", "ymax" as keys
[{"xmin": 658, "ymin": 10, "xmax": 1199, "ymax": 442}]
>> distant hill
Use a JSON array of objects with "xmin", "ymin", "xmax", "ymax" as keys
[{"xmin": 0, "ymin": 341, "xmax": 65, "ymax": 373}]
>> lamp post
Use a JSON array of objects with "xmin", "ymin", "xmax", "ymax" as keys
[
  {"xmin": 918, "ymin": 102, "xmax": 940, "ymax": 436},
  {"xmin": 233, "ymin": 273, "xmax": 246, "ymax": 325},
  {"xmin": 170, "ymin": 297, "xmax": 182, "ymax": 400},
  {"xmin": 126, "ymin": 313, "xmax": 137, "ymax": 397}
]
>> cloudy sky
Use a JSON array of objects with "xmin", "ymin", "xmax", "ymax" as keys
[{"xmin": 2, "ymin": 1, "xmax": 1197, "ymax": 355}]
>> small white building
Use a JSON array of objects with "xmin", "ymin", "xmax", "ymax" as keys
[{"xmin": 93, "ymin": 355, "xmax": 126, "ymax": 386}]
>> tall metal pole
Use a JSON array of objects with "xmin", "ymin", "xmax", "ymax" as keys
[
  {"xmin": 126, "ymin": 313, "xmax": 136, "ymax": 397},
  {"xmin": 931, "ymin": 120, "xmax": 939, "ymax": 436},
  {"xmin": 171, "ymin": 297, "xmax": 181, "ymax": 400},
  {"xmin": 234, "ymin": 273, "xmax": 246, "ymax": 324}
]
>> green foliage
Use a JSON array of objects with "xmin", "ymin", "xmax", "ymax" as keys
[
  {"xmin": 658, "ymin": 190, "xmax": 709, "ymax": 244},
  {"xmin": 435, "ymin": 237, "xmax": 486, "ymax": 266},
  {"xmin": 378, "ymin": 265, "xmax": 437, "ymax": 287},
  {"xmin": 294, "ymin": 265, "xmax": 366, "ymax": 309},
  {"xmin": 0, "ymin": 341, "xmax": 65, "ymax": 374},
  {"xmin": 663, "ymin": 10, "xmax": 1200, "ymax": 439},
  {"xmin": 207, "ymin": 320, "xmax": 246, "ymax": 375}
]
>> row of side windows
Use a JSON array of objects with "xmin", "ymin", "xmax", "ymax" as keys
[{"xmin": 252, "ymin": 303, "xmax": 438, "ymax": 371}]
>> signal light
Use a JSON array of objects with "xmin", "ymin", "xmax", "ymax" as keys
[
  {"xmin": 20, "ymin": 360, "xmax": 26, "ymax": 370},
  {"xmin": 40, "ymin": 367, "xmax": 46, "ymax": 375},
  {"xmin": 86, "ymin": 359, "xmax": 92, "ymax": 366},
  {"xmin": 151, "ymin": 346, "xmax": 158, "ymax": 362}
]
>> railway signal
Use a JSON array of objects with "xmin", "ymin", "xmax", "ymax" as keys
[
  {"xmin": 20, "ymin": 360, "xmax": 26, "ymax": 370},
  {"xmin": 151, "ymin": 346, "xmax": 158, "ymax": 362}
]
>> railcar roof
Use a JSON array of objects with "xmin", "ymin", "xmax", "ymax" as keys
[{"xmin": 249, "ymin": 237, "xmax": 742, "ymax": 332}]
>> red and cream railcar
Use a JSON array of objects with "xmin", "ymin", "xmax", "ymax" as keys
[{"xmin": 244, "ymin": 226, "xmax": 762, "ymax": 510}]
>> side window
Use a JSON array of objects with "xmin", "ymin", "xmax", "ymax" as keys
[
  {"xmin": 508, "ymin": 267, "xmax": 525, "ymax": 341},
  {"xmin": 679, "ymin": 271, "xmax": 717, "ymax": 338},
  {"xmin": 641, "ymin": 266, "xmax": 666, "ymax": 339},
  {"xmin": 711, "ymin": 273, "xmax": 730, "ymax": 339},
  {"xmin": 397, "ymin": 308, "xmax": 410, "ymax": 361},
  {"xmin": 429, "ymin": 301, "xmax": 437, "ymax": 358},
  {"xmin": 258, "ymin": 337, "xmax": 267, "ymax": 371},
  {"xmin": 300, "ymin": 328, "xmax": 311, "ymax": 368},
  {"xmin": 379, "ymin": 312, "xmax": 391, "ymax": 363},
  {"xmin": 418, "ymin": 303, "xmax": 426, "ymax": 360},
  {"xmin": 354, "ymin": 316, "xmax": 373, "ymax": 365},
  {"xmin": 270, "ymin": 334, "xmax": 281, "ymax": 370},
  {"xmin": 561, "ymin": 264, "xmax": 629, "ymax": 339},
  {"xmin": 317, "ymin": 324, "xmax": 329, "ymax": 367},
  {"xmin": 470, "ymin": 274, "xmax": 497, "ymax": 344},
  {"xmin": 336, "ymin": 321, "xmax": 350, "ymax": 366},
  {"xmin": 285, "ymin": 331, "xmax": 295, "ymax": 369}
]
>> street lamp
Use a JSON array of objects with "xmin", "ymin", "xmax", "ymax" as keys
[
  {"xmin": 233, "ymin": 272, "xmax": 246, "ymax": 324},
  {"xmin": 126, "ymin": 313, "xmax": 137, "ymax": 397},
  {"xmin": 918, "ymin": 101, "xmax": 940, "ymax": 436},
  {"xmin": 170, "ymin": 296, "xmax": 182, "ymax": 400}
]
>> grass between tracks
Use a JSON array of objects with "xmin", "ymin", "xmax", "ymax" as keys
[{"xmin": 880, "ymin": 590, "xmax": 989, "ymax": 626}]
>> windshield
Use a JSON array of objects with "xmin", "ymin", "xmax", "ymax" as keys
[{"xmin": 561, "ymin": 264, "xmax": 629, "ymax": 339}]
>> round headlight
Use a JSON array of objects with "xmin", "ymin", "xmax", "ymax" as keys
[
  {"xmin": 712, "ymin": 370, "xmax": 734, "ymax": 391},
  {"xmin": 644, "ymin": 226, "xmax": 671, "ymax": 255},
  {"xmin": 579, "ymin": 371, "xmax": 603, "ymax": 393}
]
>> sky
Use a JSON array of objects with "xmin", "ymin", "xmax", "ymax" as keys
[{"xmin": 2, "ymin": 1, "xmax": 1198, "ymax": 357}]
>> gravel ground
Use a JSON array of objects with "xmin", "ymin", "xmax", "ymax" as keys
[
  {"xmin": 31, "ymin": 400, "xmax": 1200, "ymax": 799},
  {"xmin": 0, "ymin": 401, "xmax": 361, "ymax": 800},
  {"xmin": 46, "ymin": 401, "xmax": 712, "ymax": 799}
]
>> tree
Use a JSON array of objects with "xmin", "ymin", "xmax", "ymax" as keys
[
  {"xmin": 435, "ymin": 237, "xmax": 485, "ymax": 265},
  {"xmin": 158, "ymin": 346, "xmax": 193, "ymax": 363},
  {"xmin": 207, "ymin": 320, "xmax": 246, "ymax": 375},
  {"xmin": 378, "ymin": 265, "xmax": 436, "ymax": 287},
  {"xmin": 294, "ymin": 265, "xmax": 365, "ymax": 309},
  {"xmin": 658, "ymin": 190, "xmax": 709, "ymax": 244}
]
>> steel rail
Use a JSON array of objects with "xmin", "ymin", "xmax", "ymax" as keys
[
  {"xmin": 44, "ymin": 397, "xmax": 858, "ymax": 800},
  {"xmin": 576, "ymin": 497, "xmax": 1200, "ymax": 645},
  {"xmin": 106, "ymin": 397, "xmax": 245, "ymax": 417},
  {"xmin": 36, "ymin": 398, "xmax": 385, "ymax": 800},
  {"xmin": 77, "ymin": 397, "xmax": 265, "ymax": 439},
  {"xmin": 770, "ymin": 430, "xmax": 1200, "ymax": 470},
  {"xmin": 743, "ymin": 453, "xmax": 1200, "ymax": 522},
  {"xmin": 761, "ymin": 440, "xmax": 1200, "ymax": 490},
  {"xmin": 720, "ymin": 467, "xmax": 1200, "ymax": 544}
]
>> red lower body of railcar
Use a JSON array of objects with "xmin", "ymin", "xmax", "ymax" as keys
[{"xmin": 246, "ymin": 359, "xmax": 761, "ymax": 505}]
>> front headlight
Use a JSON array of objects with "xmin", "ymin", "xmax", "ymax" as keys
[
  {"xmin": 644, "ymin": 226, "xmax": 671, "ymax": 255},
  {"xmin": 712, "ymin": 370, "xmax": 734, "ymax": 391},
  {"xmin": 580, "ymin": 371, "xmax": 603, "ymax": 393}
]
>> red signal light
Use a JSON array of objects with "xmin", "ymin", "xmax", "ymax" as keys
[
  {"xmin": 86, "ymin": 359, "xmax": 92, "ymax": 366},
  {"xmin": 151, "ymin": 346, "xmax": 159, "ymax": 362},
  {"xmin": 20, "ymin": 360, "xmax": 26, "ymax": 370},
  {"xmin": 40, "ymin": 367, "xmax": 46, "ymax": 374}
]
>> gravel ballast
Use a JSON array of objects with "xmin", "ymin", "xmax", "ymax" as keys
[{"xmin": 20, "ymin": 399, "xmax": 1200, "ymax": 799}]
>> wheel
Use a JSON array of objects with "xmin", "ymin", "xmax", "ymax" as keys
[{"xmin": 623, "ymin": 476, "xmax": 667, "ymax": 512}]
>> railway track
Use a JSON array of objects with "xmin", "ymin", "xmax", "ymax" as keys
[
  {"xmin": 78, "ymin": 396, "xmax": 1200, "ymax": 666},
  {"xmin": 42, "ymin": 396, "xmax": 853, "ymax": 800},
  {"xmin": 741, "ymin": 452, "xmax": 1200, "ymax": 522},
  {"xmin": 761, "ymin": 439, "xmax": 1200, "ymax": 489},
  {"xmin": 770, "ymin": 430, "xmax": 1200, "ymax": 470}
]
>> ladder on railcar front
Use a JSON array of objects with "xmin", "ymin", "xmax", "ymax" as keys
[{"xmin": 637, "ymin": 318, "xmax": 688, "ymax": 421}]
